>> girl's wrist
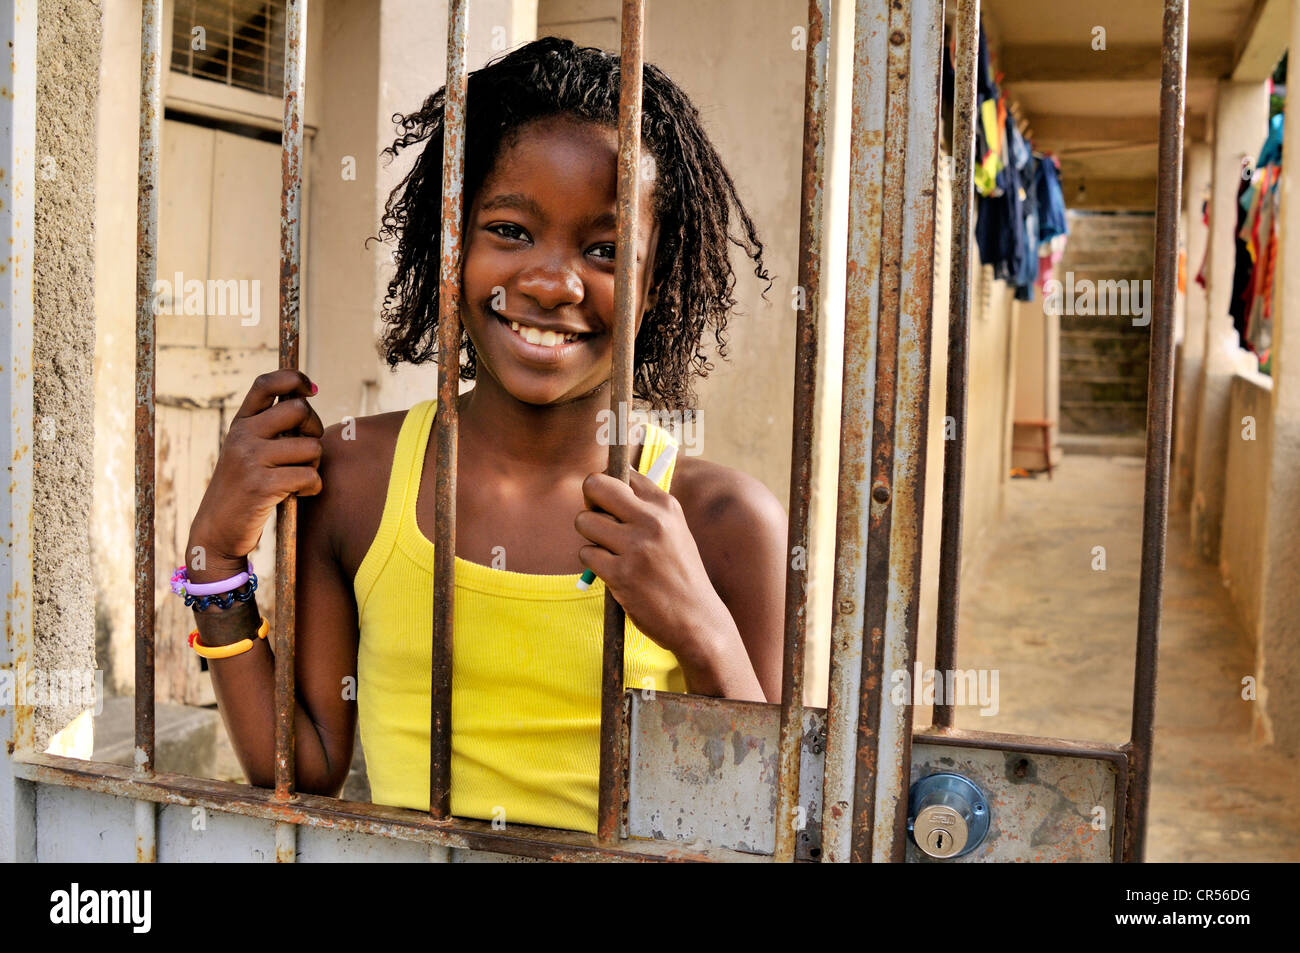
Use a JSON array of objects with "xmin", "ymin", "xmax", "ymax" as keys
[
  {"xmin": 675, "ymin": 601, "xmax": 743, "ymax": 692},
  {"xmin": 192, "ymin": 593, "xmax": 263, "ymax": 643},
  {"xmin": 185, "ymin": 523, "xmax": 251, "ymax": 583}
]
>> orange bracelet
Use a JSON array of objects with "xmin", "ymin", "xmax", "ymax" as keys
[{"xmin": 188, "ymin": 615, "xmax": 270, "ymax": 660}]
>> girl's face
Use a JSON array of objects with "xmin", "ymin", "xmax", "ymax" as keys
[{"xmin": 460, "ymin": 116, "xmax": 661, "ymax": 407}]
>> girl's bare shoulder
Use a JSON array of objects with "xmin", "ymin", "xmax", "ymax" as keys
[
  {"xmin": 309, "ymin": 410, "xmax": 411, "ymax": 573},
  {"xmin": 670, "ymin": 455, "xmax": 788, "ymax": 592},
  {"xmin": 319, "ymin": 409, "xmax": 409, "ymax": 479}
]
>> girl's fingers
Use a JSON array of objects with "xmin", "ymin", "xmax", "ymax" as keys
[
  {"xmin": 233, "ymin": 369, "xmax": 314, "ymax": 421},
  {"xmin": 581, "ymin": 472, "xmax": 641, "ymax": 521},
  {"xmin": 574, "ymin": 509, "xmax": 630, "ymax": 555},
  {"xmin": 577, "ymin": 543, "xmax": 618, "ymax": 583},
  {"xmin": 263, "ymin": 436, "xmax": 323, "ymax": 467},
  {"xmin": 299, "ymin": 403, "xmax": 325, "ymax": 439},
  {"xmin": 245, "ymin": 396, "xmax": 316, "ymax": 438},
  {"xmin": 626, "ymin": 467, "xmax": 669, "ymax": 502},
  {"xmin": 268, "ymin": 465, "xmax": 324, "ymax": 498}
]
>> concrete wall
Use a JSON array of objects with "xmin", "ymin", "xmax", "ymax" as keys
[
  {"xmin": 962, "ymin": 267, "xmax": 1018, "ymax": 567},
  {"xmin": 1219, "ymin": 371, "xmax": 1271, "ymax": 646},
  {"xmin": 1011, "ymin": 298, "xmax": 1059, "ymax": 472},
  {"xmin": 1172, "ymin": 141, "xmax": 1212, "ymax": 510},
  {"xmin": 304, "ymin": 0, "xmax": 382, "ymax": 428},
  {"xmin": 1190, "ymin": 81, "xmax": 1269, "ymax": 560},
  {"xmin": 34, "ymin": 0, "xmax": 101, "ymax": 755},
  {"xmin": 1252, "ymin": 0, "xmax": 1300, "ymax": 750}
]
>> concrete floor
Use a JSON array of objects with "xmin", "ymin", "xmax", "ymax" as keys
[{"xmin": 947, "ymin": 453, "xmax": 1300, "ymax": 861}]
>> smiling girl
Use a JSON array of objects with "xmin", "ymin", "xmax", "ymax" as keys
[{"xmin": 182, "ymin": 36, "xmax": 788, "ymax": 834}]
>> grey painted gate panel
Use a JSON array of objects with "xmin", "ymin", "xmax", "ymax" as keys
[
  {"xmin": 626, "ymin": 692, "xmax": 1121, "ymax": 862},
  {"xmin": 36, "ymin": 786, "xmax": 136, "ymax": 862},
  {"xmin": 907, "ymin": 742, "xmax": 1119, "ymax": 863}
]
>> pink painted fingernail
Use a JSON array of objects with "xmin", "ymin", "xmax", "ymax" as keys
[{"xmin": 310, "ymin": 383, "xmax": 318, "ymax": 395}]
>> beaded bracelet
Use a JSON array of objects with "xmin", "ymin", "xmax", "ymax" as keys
[{"xmin": 172, "ymin": 559, "xmax": 258, "ymax": 610}]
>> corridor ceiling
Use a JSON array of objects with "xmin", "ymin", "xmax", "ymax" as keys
[{"xmin": 980, "ymin": 0, "xmax": 1288, "ymax": 209}]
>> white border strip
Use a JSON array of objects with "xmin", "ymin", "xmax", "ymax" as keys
[{"xmin": 1, "ymin": 0, "xmax": 38, "ymax": 862}]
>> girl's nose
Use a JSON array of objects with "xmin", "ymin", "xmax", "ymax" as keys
[{"xmin": 515, "ymin": 259, "xmax": 585, "ymax": 311}]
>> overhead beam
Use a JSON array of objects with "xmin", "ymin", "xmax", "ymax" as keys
[
  {"xmin": 999, "ymin": 44, "xmax": 1232, "ymax": 83},
  {"xmin": 1060, "ymin": 176, "xmax": 1157, "ymax": 212},
  {"xmin": 1232, "ymin": 0, "xmax": 1289, "ymax": 81},
  {"xmin": 1029, "ymin": 113, "xmax": 1207, "ymax": 144}
]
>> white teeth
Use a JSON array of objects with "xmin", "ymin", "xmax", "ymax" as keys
[{"xmin": 503, "ymin": 314, "xmax": 580, "ymax": 347}]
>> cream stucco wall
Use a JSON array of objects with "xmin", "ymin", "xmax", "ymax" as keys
[
  {"xmin": 1219, "ymin": 371, "xmax": 1271, "ymax": 647},
  {"xmin": 1190, "ymin": 81, "xmax": 1269, "ymax": 560}
]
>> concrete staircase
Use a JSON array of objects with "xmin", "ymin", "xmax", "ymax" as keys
[{"xmin": 1058, "ymin": 212, "xmax": 1155, "ymax": 436}]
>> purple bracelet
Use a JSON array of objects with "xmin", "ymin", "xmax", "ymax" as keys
[{"xmin": 171, "ymin": 558, "xmax": 254, "ymax": 598}]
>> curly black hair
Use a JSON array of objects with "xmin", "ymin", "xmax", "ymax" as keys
[{"xmin": 372, "ymin": 35, "xmax": 773, "ymax": 411}]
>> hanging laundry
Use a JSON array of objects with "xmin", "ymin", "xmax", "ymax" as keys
[
  {"xmin": 973, "ymin": 23, "xmax": 1002, "ymax": 197},
  {"xmin": 1227, "ymin": 108, "xmax": 1283, "ymax": 369},
  {"xmin": 965, "ymin": 17, "xmax": 1068, "ymax": 299}
]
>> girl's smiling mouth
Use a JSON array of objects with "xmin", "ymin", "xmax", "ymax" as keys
[{"xmin": 491, "ymin": 306, "xmax": 595, "ymax": 363}]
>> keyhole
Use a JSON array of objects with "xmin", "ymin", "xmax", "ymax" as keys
[{"xmin": 935, "ymin": 831, "xmax": 946, "ymax": 850}]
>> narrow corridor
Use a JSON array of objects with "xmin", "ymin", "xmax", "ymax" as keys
[{"xmin": 953, "ymin": 454, "xmax": 1300, "ymax": 861}]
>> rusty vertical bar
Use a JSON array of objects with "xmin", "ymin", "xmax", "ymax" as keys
[
  {"xmin": 846, "ymin": 0, "xmax": 911, "ymax": 864},
  {"xmin": 134, "ymin": 0, "xmax": 162, "ymax": 782},
  {"xmin": 774, "ymin": 0, "xmax": 830, "ymax": 865},
  {"xmin": 429, "ymin": 0, "xmax": 468, "ymax": 821},
  {"xmin": 820, "ymin": 0, "xmax": 888, "ymax": 865},
  {"xmin": 932, "ymin": 0, "xmax": 980, "ymax": 730},
  {"xmin": 596, "ymin": 0, "xmax": 645, "ymax": 845},
  {"xmin": 132, "ymin": 0, "xmax": 163, "ymax": 865},
  {"xmin": 273, "ymin": 0, "xmax": 307, "ymax": 818},
  {"xmin": 1124, "ymin": 0, "xmax": 1185, "ymax": 864},
  {"xmin": 848, "ymin": 0, "xmax": 941, "ymax": 864}
]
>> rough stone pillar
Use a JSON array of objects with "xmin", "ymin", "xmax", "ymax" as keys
[
  {"xmin": 33, "ymin": 0, "xmax": 102, "ymax": 754},
  {"xmin": 1253, "ymin": 2, "xmax": 1300, "ymax": 751},
  {"xmin": 1190, "ymin": 82, "xmax": 1268, "ymax": 560},
  {"xmin": 1172, "ymin": 141, "xmax": 1211, "ymax": 510}
]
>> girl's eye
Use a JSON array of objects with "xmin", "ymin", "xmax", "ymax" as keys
[
  {"xmin": 487, "ymin": 223, "xmax": 530, "ymax": 242},
  {"xmin": 589, "ymin": 243, "xmax": 616, "ymax": 261}
]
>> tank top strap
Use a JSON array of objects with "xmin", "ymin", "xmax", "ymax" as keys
[
  {"xmin": 634, "ymin": 416, "xmax": 680, "ymax": 493},
  {"xmin": 389, "ymin": 398, "xmax": 438, "ymax": 534},
  {"xmin": 353, "ymin": 399, "xmax": 436, "ymax": 612}
]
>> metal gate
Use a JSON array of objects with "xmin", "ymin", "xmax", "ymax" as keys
[{"xmin": 1, "ymin": 0, "xmax": 1186, "ymax": 862}]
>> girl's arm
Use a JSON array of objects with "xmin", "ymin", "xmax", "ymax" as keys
[
  {"xmin": 676, "ymin": 467, "xmax": 788, "ymax": 703},
  {"xmin": 577, "ymin": 460, "xmax": 788, "ymax": 703},
  {"xmin": 186, "ymin": 371, "xmax": 358, "ymax": 795}
]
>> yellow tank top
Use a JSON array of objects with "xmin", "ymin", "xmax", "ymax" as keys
[{"xmin": 354, "ymin": 399, "xmax": 686, "ymax": 833}]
